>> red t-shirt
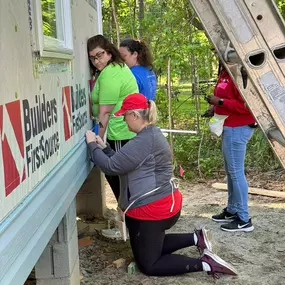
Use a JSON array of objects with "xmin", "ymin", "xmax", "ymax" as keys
[
  {"xmin": 214, "ymin": 70, "xmax": 255, "ymax": 127},
  {"xmin": 126, "ymin": 190, "xmax": 183, "ymax": 220}
]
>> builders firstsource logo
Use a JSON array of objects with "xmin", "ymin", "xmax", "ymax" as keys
[
  {"xmin": 62, "ymin": 84, "xmax": 87, "ymax": 141},
  {"xmin": 23, "ymin": 95, "xmax": 59, "ymax": 176},
  {"xmin": 0, "ymin": 95, "xmax": 59, "ymax": 196}
]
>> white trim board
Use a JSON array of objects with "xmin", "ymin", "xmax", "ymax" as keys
[
  {"xmin": 0, "ymin": 138, "xmax": 92, "ymax": 285},
  {"xmin": 97, "ymin": 0, "xmax": 103, "ymax": 34},
  {"xmin": 160, "ymin": 128, "xmax": 197, "ymax": 134}
]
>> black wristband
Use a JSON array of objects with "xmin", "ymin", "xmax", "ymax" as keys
[{"xmin": 218, "ymin": 99, "xmax": 224, "ymax": 106}]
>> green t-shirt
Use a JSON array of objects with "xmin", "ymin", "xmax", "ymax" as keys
[{"xmin": 91, "ymin": 63, "xmax": 139, "ymax": 140}]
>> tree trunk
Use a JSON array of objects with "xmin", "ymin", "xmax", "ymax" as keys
[
  {"xmin": 189, "ymin": 25, "xmax": 200, "ymax": 133},
  {"xmin": 127, "ymin": 0, "xmax": 135, "ymax": 38},
  {"xmin": 109, "ymin": 8, "xmax": 113, "ymax": 42},
  {"xmin": 167, "ymin": 57, "xmax": 174, "ymax": 161},
  {"xmin": 111, "ymin": 0, "xmax": 120, "ymax": 48},
  {"xmin": 133, "ymin": 0, "xmax": 137, "ymax": 38},
  {"xmin": 184, "ymin": 0, "xmax": 204, "ymax": 31},
  {"xmin": 138, "ymin": 0, "xmax": 144, "ymax": 39}
]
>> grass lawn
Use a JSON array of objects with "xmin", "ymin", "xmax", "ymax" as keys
[{"xmin": 172, "ymin": 83, "xmax": 209, "ymax": 115}]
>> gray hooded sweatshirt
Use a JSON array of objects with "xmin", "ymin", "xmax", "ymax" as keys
[{"xmin": 88, "ymin": 125, "xmax": 174, "ymax": 210}]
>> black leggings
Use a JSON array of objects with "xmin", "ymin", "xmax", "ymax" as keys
[
  {"xmin": 125, "ymin": 211, "xmax": 203, "ymax": 276},
  {"xmin": 105, "ymin": 139, "xmax": 129, "ymax": 201}
]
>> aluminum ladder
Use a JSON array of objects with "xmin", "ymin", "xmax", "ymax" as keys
[{"xmin": 189, "ymin": 0, "xmax": 285, "ymax": 167}]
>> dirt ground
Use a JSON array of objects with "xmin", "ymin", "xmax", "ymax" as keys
[{"xmin": 78, "ymin": 172, "xmax": 285, "ymax": 285}]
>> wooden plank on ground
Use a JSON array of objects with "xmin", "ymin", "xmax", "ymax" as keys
[
  {"xmin": 212, "ymin": 183, "xmax": 285, "ymax": 198},
  {"xmin": 113, "ymin": 258, "xmax": 126, "ymax": 269}
]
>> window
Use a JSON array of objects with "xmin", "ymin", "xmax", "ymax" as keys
[{"xmin": 32, "ymin": 0, "xmax": 73, "ymax": 58}]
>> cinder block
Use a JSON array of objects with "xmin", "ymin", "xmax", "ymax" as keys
[
  {"xmin": 57, "ymin": 220, "xmax": 66, "ymax": 243},
  {"xmin": 52, "ymin": 243, "xmax": 70, "ymax": 277},
  {"xmin": 37, "ymin": 276, "xmax": 77, "ymax": 285},
  {"xmin": 37, "ymin": 258, "xmax": 80, "ymax": 285},
  {"xmin": 53, "ymin": 219, "xmax": 79, "ymax": 277},
  {"xmin": 69, "ymin": 256, "xmax": 80, "ymax": 285},
  {"xmin": 35, "ymin": 246, "xmax": 54, "ymax": 279},
  {"xmin": 35, "ymin": 199, "xmax": 80, "ymax": 285},
  {"xmin": 64, "ymin": 200, "xmax": 77, "ymax": 240},
  {"xmin": 67, "ymin": 225, "xmax": 79, "ymax": 271}
]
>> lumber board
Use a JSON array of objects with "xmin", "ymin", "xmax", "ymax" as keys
[{"xmin": 212, "ymin": 183, "xmax": 285, "ymax": 198}]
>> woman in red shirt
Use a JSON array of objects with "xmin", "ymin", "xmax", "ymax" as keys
[{"xmin": 206, "ymin": 63, "xmax": 256, "ymax": 232}]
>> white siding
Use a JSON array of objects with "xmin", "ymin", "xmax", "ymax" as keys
[{"xmin": 0, "ymin": 0, "xmax": 100, "ymax": 222}]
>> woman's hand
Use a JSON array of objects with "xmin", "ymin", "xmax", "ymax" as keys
[
  {"xmin": 95, "ymin": 135, "xmax": 107, "ymax": 149},
  {"xmin": 206, "ymin": 95, "xmax": 220, "ymax": 106},
  {"xmin": 201, "ymin": 106, "xmax": 214, "ymax": 118},
  {"xmin": 86, "ymin": 130, "xmax": 97, "ymax": 144},
  {"xmin": 86, "ymin": 131, "xmax": 107, "ymax": 149}
]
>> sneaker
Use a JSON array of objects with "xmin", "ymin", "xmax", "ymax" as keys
[
  {"xmin": 212, "ymin": 208, "xmax": 237, "ymax": 223},
  {"xmin": 101, "ymin": 228, "xmax": 130, "ymax": 240},
  {"xmin": 220, "ymin": 218, "xmax": 254, "ymax": 232},
  {"xmin": 101, "ymin": 228, "xmax": 123, "ymax": 239},
  {"xmin": 195, "ymin": 227, "xmax": 213, "ymax": 253},
  {"xmin": 201, "ymin": 249, "xmax": 238, "ymax": 276}
]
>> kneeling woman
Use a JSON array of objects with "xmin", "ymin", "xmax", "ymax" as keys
[{"xmin": 85, "ymin": 93, "xmax": 237, "ymax": 277}]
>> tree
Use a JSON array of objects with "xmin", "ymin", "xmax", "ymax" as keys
[
  {"xmin": 137, "ymin": 0, "xmax": 144, "ymax": 39},
  {"xmin": 111, "ymin": 0, "xmax": 120, "ymax": 47}
]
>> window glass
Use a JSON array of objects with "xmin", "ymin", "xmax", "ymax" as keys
[{"xmin": 41, "ymin": 0, "xmax": 57, "ymax": 38}]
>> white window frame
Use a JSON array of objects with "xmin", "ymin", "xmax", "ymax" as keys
[
  {"xmin": 97, "ymin": 0, "xmax": 103, "ymax": 34},
  {"xmin": 33, "ymin": 0, "xmax": 73, "ymax": 59}
]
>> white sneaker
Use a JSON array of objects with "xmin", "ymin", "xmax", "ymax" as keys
[{"xmin": 101, "ymin": 228, "xmax": 129, "ymax": 240}]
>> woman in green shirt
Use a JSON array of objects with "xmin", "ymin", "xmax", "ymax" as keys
[{"xmin": 87, "ymin": 35, "xmax": 138, "ymax": 201}]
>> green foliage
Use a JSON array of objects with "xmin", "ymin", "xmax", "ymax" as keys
[
  {"xmin": 101, "ymin": 0, "xmax": 283, "ymax": 179},
  {"xmin": 41, "ymin": 0, "xmax": 57, "ymax": 38},
  {"xmin": 173, "ymin": 128, "xmax": 224, "ymax": 179},
  {"xmin": 246, "ymin": 129, "xmax": 280, "ymax": 171},
  {"xmin": 172, "ymin": 118, "xmax": 280, "ymax": 179},
  {"xmin": 156, "ymin": 84, "xmax": 280, "ymax": 179},
  {"xmin": 156, "ymin": 88, "xmax": 169, "ymax": 126},
  {"xmin": 275, "ymin": 0, "xmax": 285, "ymax": 18},
  {"xmin": 102, "ymin": 0, "xmax": 215, "ymax": 81}
]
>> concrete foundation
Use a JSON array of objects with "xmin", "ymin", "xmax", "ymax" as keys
[
  {"xmin": 76, "ymin": 167, "xmax": 106, "ymax": 219},
  {"xmin": 35, "ymin": 200, "xmax": 80, "ymax": 285}
]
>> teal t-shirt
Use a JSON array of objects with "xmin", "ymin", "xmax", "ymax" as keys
[{"xmin": 91, "ymin": 63, "xmax": 138, "ymax": 140}]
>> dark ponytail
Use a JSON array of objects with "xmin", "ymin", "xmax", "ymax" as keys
[
  {"xmin": 218, "ymin": 60, "xmax": 225, "ymax": 76},
  {"xmin": 120, "ymin": 39, "xmax": 154, "ymax": 69}
]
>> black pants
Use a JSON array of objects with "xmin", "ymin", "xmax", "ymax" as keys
[
  {"xmin": 125, "ymin": 211, "xmax": 203, "ymax": 276},
  {"xmin": 105, "ymin": 139, "xmax": 129, "ymax": 201}
]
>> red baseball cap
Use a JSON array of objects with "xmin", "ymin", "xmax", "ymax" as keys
[{"xmin": 114, "ymin": 93, "xmax": 150, "ymax": 116}]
